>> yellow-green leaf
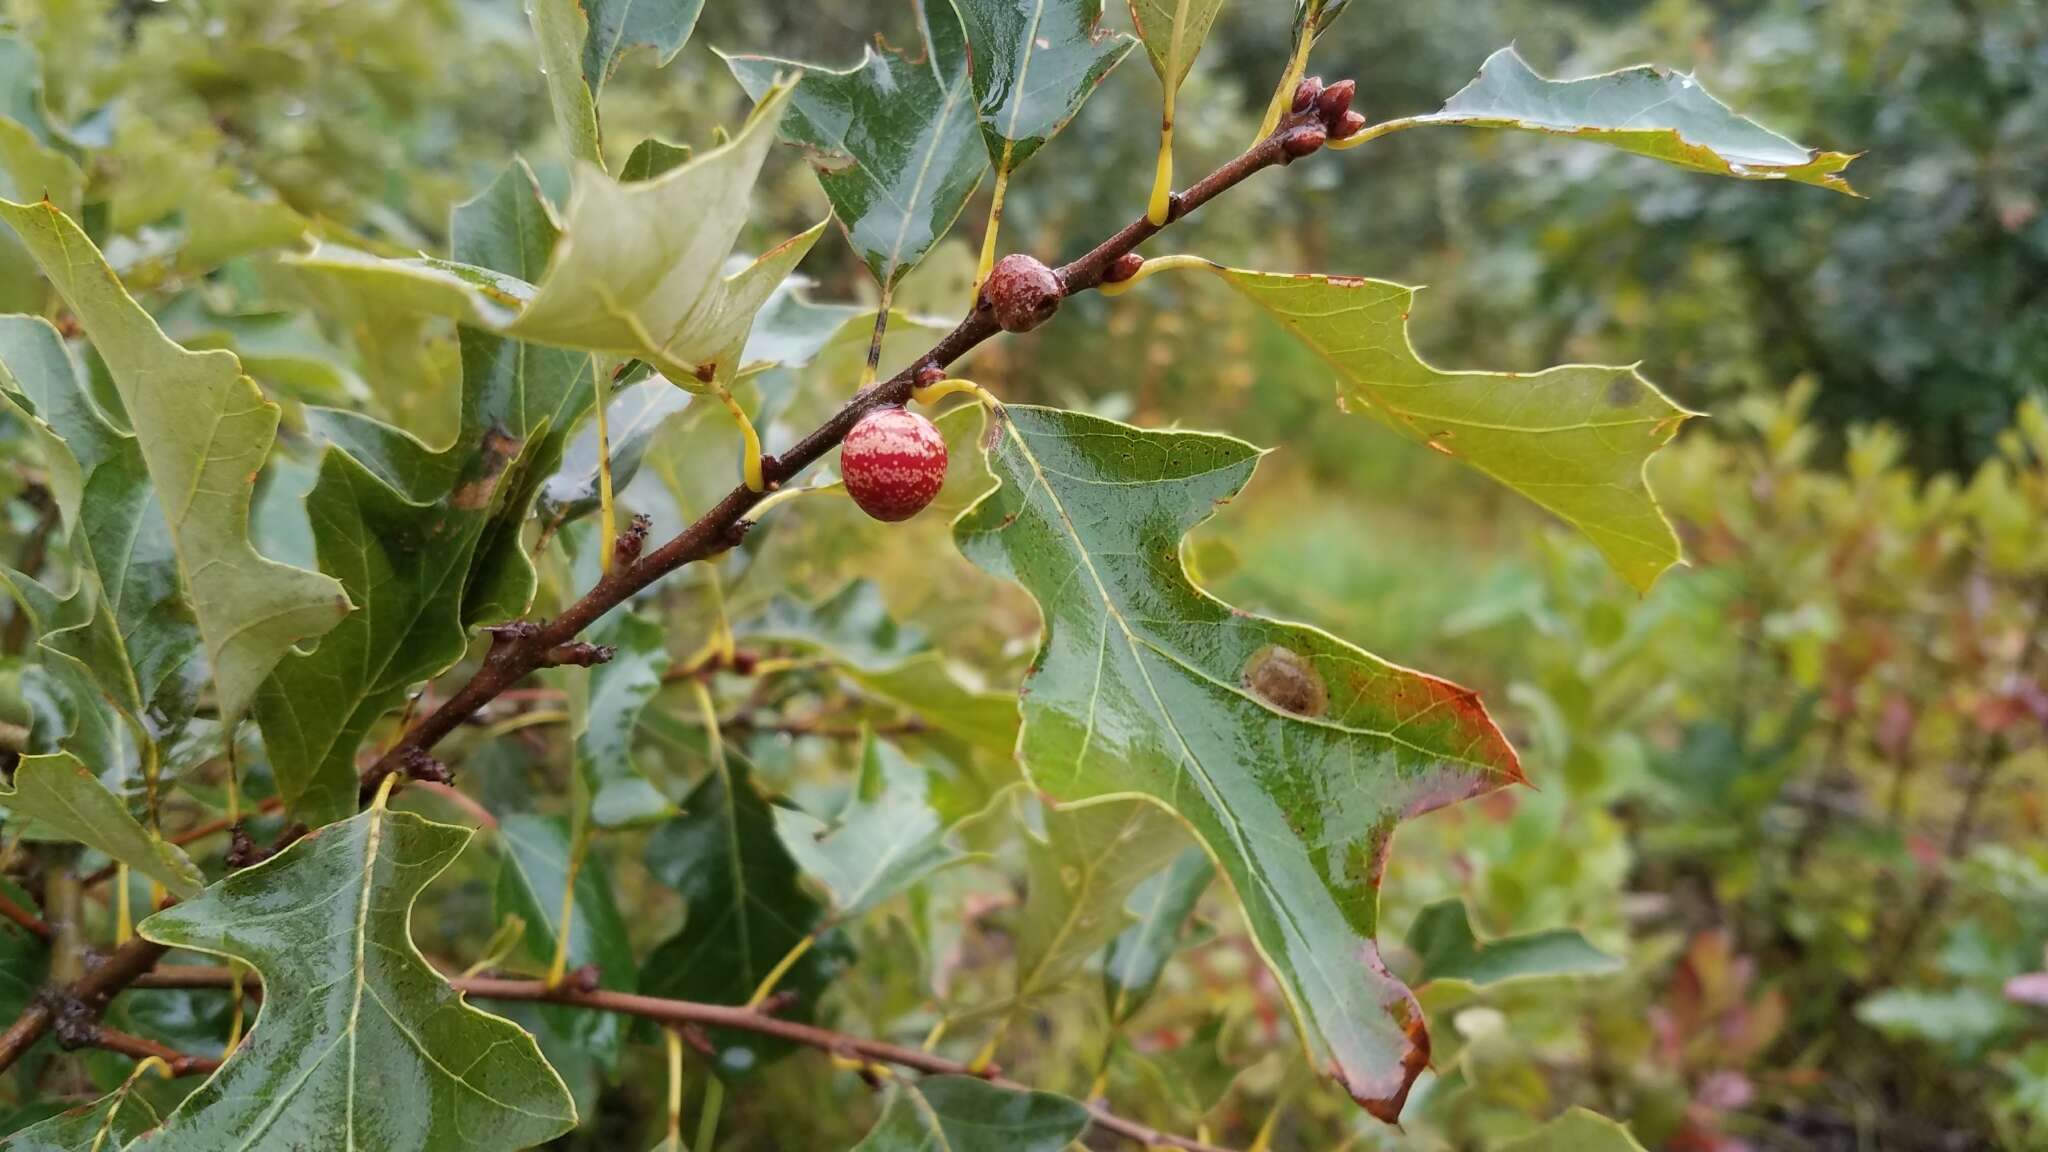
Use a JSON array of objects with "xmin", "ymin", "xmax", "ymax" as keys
[
  {"xmin": 1129, "ymin": 0, "xmax": 1225, "ymax": 95},
  {"xmin": 529, "ymin": 0, "xmax": 604, "ymax": 167},
  {"xmin": 1211, "ymin": 266, "xmax": 1696, "ymax": 592},
  {"xmin": 1412, "ymin": 47, "xmax": 1859, "ymax": 195},
  {"xmin": 287, "ymin": 85, "xmax": 823, "ymax": 390},
  {"xmin": 0, "ymin": 198, "xmax": 350, "ymax": 720},
  {"xmin": 1500, "ymin": 1108, "xmax": 1649, "ymax": 1152},
  {"xmin": 0, "ymin": 753, "xmax": 203, "ymax": 899}
]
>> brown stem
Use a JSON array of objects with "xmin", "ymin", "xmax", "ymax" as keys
[
  {"xmin": 0, "ymin": 935, "xmax": 167, "ymax": 1071},
  {"xmin": 132, "ymin": 966, "xmax": 1229, "ymax": 1152},
  {"xmin": 0, "ymin": 888, "xmax": 50, "ymax": 940},
  {"xmin": 356, "ymin": 117, "xmax": 1305, "ymax": 800},
  {"xmin": 83, "ymin": 1025, "xmax": 221, "ymax": 1077}
]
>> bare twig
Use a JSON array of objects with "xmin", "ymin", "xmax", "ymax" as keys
[
  {"xmin": 0, "ymin": 888, "xmax": 50, "ymax": 940},
  {"xmin": 78, "ymin": 1025, "xmax": 221, "ymax": 1078},
  {"xmin": 132, "ymin": 966, "xmax": 1231, "ymax": 1152},
  {"xmin": 0, "ymin": 935, "xmax": 167, "ymax": 1071}
]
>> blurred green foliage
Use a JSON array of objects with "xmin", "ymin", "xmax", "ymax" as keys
[{"xmin": 0, "ymin": 0, "xmax": 2041, "ymax": 1150}]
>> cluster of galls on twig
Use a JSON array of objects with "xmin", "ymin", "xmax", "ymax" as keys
[{"xmin": 1280, "ymin": 76, "xmax": 1364, "ymax": 160}]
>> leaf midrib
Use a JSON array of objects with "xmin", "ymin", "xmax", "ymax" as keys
[{"xmin": 991, "ymin": 413, "xmax": 1483, "ymax": 1060}]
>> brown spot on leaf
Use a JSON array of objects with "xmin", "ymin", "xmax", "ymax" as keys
[
  {"xmin": 451, "ymin": 427, "xmax": 521, "ymax": 510},
  {"xmin": 1606, "ymin": 375, "xmax": 1638, "ymax": 407},
  {"xmin": 1242, "ymin": 645, "xmax": 1328, "ymax": 718}
]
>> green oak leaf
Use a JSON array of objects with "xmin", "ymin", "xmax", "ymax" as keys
[
  {"xmin": 1209, "ymin": 267, "xmax": 1696, "ymax": 592},
  {"xmin": 177, "ymin": 183, "xmax": 306, "ymax": 276},
  {"xmin": 494, "ymin": 813, "xmax": 638, "ymax": 1066},
  {"xmin": 740, "ymin": 581, "xmax": 928, "ymax": 673},
  {"xmin": 1856, "ymin": 986, "xmax": 2014, "ymax": 1048},
  {"xmin": 0, "ymin": 37, "xmax": 58, "ymax": 313},
  {"xmin": 251, "ymin": 424, "xmax": 521, "ymax": 823},
  {"xmin": 0, "ymin": 754, "xmax": 202, "ymax": 899},
  {"xmin": 950, "ymin": 0, "xmax": 1135, "ymax": 170},
  {"xmin": 1008, "ymin": 800, "xmax": 1185, "ymax": 1011},
  {"xmin": 529, "ymin": 0, "xmax": 604, "ymax": 166},
  {"xmin": 862, "ymin": 657, "xmax": 1024, "ymax": 755},
  {"xmin": 135, "ymin": 805, "xmax": 577, "ymax": 1150},
  {"xmin": 0, "ymin": 1077, "xmax": 161, "ymax": 1151},
  {"xmin": 642, "ymin": 757, "xmax": 848, "ymax": 1077},
  {"xmin": 725, "ymin": 0, "xmax": 986, "ymax": 289},
  {"xmin": 1104, "ymin": 845, "xmax": 1214, "ymax": 1023},
  {"xmin": 574, "ymin": 612, "xmax": 675, "ymax": 827},
  {"xmin": 774, "ymin": 731, "xmax": 971, "ymax": 921},
  {"xmin": 1296, "ymin": 0, "xmax": 1350, "ymax": 39},
  {"xmin": 584, "ymin": 0, "xmax": 706, "ymax": 96},
  {"xmin": 954, "ymin": 405, "xmax": 1525, "ymax": 1119},
  {"xmin": 736, "ymin": 582, "xmax": 1019, "ymax": 754},
  {"xmin": 619, "ymin": 137, "xmax": 692, "ymax": 183},
  {"xmin": 443, "ymin": 162, "xmax": 600, "ymax": 626},
  {"xmin": 0, "ymin": 198, "xmax": 349, "ymax": 722},
  {"xmin": 0, "ymin": 117, "xmax": 82, "ymax": 217},
  {"xmin": 0, "ymin": 316, "xmax": 203, "ymax": 732},
  {"xmin": 254, "ymin": 161, "xmax": 595, "ymax": 824},
  {"xmin": 1103, "ymin": 1018, "xmax": 1237, "ymax": 1133},
  {"xmin": 1404, "ymin": 899, "xmax": 1620, "ymax": 986},
  {"xmin": 1129, "ymin": 0, "xmax": 1226, "ymax": 97},
  {"xmin": 742, "ymin": 277, "xmax": 869, "ymax": 369},
  {"xmin": 852, "ymin": 1076, "xmax": 1089, "ymax": 1152},
  {"xmin": 288, "ymin": 85, "xmax": 822, "ymax": 389},
  {"xmin": 1417, "ymin": 47, "xmax": 1859, "ymax": 195},
  {"xmin": 0, "ymin": 37, "xmax": 56, "ymax": 145},
  {"xmin": 1500, "ymin": 1108, "xmax": 1649, "ymax": 1152},
  {"xmin": 538, "ymin": 378, "xmax": 690, "ymax": 531},
  {"xmin": 0, "ymin": 567, "xmax": 140, "ymax": 782}
]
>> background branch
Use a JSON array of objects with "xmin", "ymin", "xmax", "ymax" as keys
[
  {"xmin": 133, "ymin": 965, "xmax": 1231, "ymax": 1152},
  {"xmin": 79, "ymin": 1026, "xmax": 221, "ymax": 1078}
]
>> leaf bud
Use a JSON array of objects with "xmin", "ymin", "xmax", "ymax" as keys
[
  {"xmin": 1280, "ymin": 125, "xmax": 1327, "ymax": 160},
  {"xmin": 1105, "ymin": 252, "xmax": 1145, "ymax": 284},
  {"xmin": 1316, "ymin": 78, "xmax": 1356, "ymax": 122},
  {"xmin": 1291, "ymin": 75, "xmax": 1324, "ymax": 113}
]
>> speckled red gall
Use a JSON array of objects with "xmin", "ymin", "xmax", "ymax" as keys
[{"xmin": 841, "ymin": 406, "xmax": 948, "ymax": 522}]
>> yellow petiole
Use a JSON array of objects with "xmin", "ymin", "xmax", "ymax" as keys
[
  {"xmin": 1096, "ymin": 253, "xmax": 1215, "ymax": 297},
  {"xmin": 911, "ymin": 377, "xmax": 1001, "ymax": 409}
]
